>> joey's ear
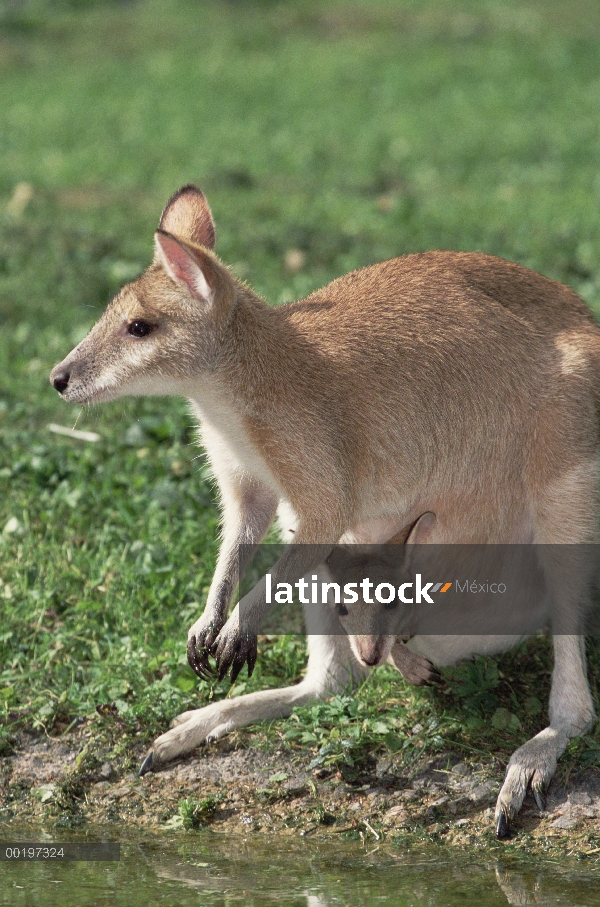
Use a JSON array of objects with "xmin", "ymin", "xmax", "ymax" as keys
[
  {"xmin": 154, "ymin": 231, "xmax": 214, "ymax": 303},
  {"xmin": 405, "ymin": 512, "xmax": 436, "ymax": 547},
  {"xmin": 384, "ymin": 513, "xmax": 436, "ymax": 547},
  {"xmin": 396, "ymin": 512, "xmax": 436, "ymax": 573},
  {"xmin": 158, "ymin": 185, "xmax": 215, "ymax": 250}
]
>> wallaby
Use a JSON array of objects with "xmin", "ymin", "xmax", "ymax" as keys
[{"xmin": 50, "ymin": 185, "xmax": 600, "ymax": 838}]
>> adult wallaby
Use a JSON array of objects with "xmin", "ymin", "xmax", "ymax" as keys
[{"xmin": 50, "ymin": 185, "xmax": 600, "ymax": 837}]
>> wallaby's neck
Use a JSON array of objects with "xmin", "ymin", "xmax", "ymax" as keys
[
  {"xmin": 191, "ymin": 286, "xmax": 314, "ymax": 419},
  {"xmin": 186, "ymin": 286, "xmax": 324, "ymax": 491}
]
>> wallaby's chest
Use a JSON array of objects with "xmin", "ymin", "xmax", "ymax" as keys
[{"xmin": 189, "ymin": 395, "xmax": 280, "ymax": 492}]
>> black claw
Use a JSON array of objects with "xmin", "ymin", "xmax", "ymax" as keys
[
  {"xmin": 213, "ymin": 634, "xmax": 258, "ymax": 683},
  {"xmin": 217, "ymin": 652, "xmax": 231, "ymax": 682},
  {"xmin": 533, "ymin": 788, "xmax": 546, "ymax": 812},
  {"xmin": 187, "ymin": 635, "xmax": 216, "ymax": 680},
  {"xmin": 247, "ymin": 641, "xmax": 257, "ymax": 678},
  {"xmin": 187, "ymin": 635, "xmax": 200, "ymax": 673},
  {"xmin": 139, "ymin": 752, "xmax": 154, "ymax": 776},
  {"xmin": 195, "ymin": 665, "xmax": 211, "ymax": 682},
  {"xmin": 496, "ymin": 811, "xmax": 510, "ymax": 840},
  {"xmin": 229, "ymin": 652, "xmax": 246, "ymax": 685},
  {"xmin": 197, "ymin": 654, "xmax": 215, "ymax": 681}
]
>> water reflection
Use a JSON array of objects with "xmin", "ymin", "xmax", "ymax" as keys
[
  {"xmin": 494, "ymin": 865, "xmax": 580, "ymax": 907},
  {"xmin": 0, "ymin": 827, "xmax": 598, "ymax": 906}
]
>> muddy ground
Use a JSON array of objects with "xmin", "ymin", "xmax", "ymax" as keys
[{"xmin": 2, "ymin": 726, "xmax": 600, "ymax": 861}]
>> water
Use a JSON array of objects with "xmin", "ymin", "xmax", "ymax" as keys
[{"xmin": 1, "ymin": 825, "xmax": 599, "ymax": 906}]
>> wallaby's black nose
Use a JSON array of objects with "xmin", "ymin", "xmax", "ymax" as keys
[{"xmin": 53, "ymin": 372, "xmax": 70, "ymax": 394}]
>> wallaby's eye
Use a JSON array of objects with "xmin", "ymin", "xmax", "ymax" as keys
[
  {"xmin": 128, "ymin": 320, "xmax": 154, "ymax": 338},
  {"xmin": 336, "ymin": 602, "xmax": 348, "ymax": 616}
]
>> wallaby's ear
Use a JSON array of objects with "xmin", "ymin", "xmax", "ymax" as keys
[
  {"xmin": 154, "ymin": 231, "xmax": 214, "ymax": 304},
  {"xmin": 158, "ymin": 185, "xmax": 215, "ymax": 250}
]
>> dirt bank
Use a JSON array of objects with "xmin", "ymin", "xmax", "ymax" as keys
[{"xmin": 2, "ymin": 725, "xmax": 600, "ymax": 861}]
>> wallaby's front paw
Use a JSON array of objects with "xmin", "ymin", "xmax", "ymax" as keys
[
  {"xmin": 187, "ymin": 619, "xmax": 222, "ymax": 680},
  {"xmin": 187, "ymin": 635, "xmax": 214, "ymax": 680},
  {"xmin": 211, "ymin": 620, "xmax": 258, "ymax": 682}
]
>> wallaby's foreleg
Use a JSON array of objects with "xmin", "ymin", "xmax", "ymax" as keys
[
  {"xmin": 211, "ymin": 521, "xmax": 343, "ymax": 680},
  {"xmin": 140, "ymin": 631, "xmax": 369, "ymax": 774},
  {"xmin": 187, "ymin": 482, "xmax": 279, "ymax": 679}
]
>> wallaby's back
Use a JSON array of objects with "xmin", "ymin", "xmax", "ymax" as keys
[{"xmin": 279, "ymin": 251, "xmax": 596, "ymax": 337}]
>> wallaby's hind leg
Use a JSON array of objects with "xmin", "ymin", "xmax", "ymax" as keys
[
  {"xmin": 140, "ymin": 630, "xmax": 369, "ymax": 774},
  {"xmin": 495, "ymin": 635, "xmax": 595, "ymax": 837},
  {"xmin": 495, "ymin": 466, "xmax": 598, "ymax": 837}
]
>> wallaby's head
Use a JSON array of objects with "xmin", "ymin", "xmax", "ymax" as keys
[
  {"xmin": 324, "ymin": 513, "xmax": 436, "ymax": 667},
  {"xmin": 50, "ymin": 186, "xmax": 241, "ymax": 404}
]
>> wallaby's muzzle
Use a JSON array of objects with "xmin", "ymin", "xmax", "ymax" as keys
[{"xmin": 50, "ymin": 366, "xmax": 70, "ymax": 394}]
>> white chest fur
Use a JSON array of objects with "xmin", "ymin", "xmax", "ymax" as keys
[{"xmin": 188, "ymin": 392, "xmax": 280, "ymax": 493}]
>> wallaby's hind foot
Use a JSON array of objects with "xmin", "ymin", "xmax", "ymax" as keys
[
  {"xmin": 494, "ymin": 635, "xmax": 596, "ymax": 838},
  {"xmin": 140, "ymin": 689, "xmax": 305, "ymax": 773},
  {"xmin": 138, "ymin": 641, "xmax": 438, "ymax": 775},
  {"xmin": 139, "ymin": 633, "xmax": 369, "ymax": 775},
  {"xmin": 494, "ymin": 727, "xmax": 565, "ymax": 838},
  {"xmin": 139, "ymin": 693, "xmax": 295, "ymax": 775}
]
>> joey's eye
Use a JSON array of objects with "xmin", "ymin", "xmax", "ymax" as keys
[
  {"xmin": 336, "ymin": 602, "xmax": 349, "ymax": 616},
  {"xmin": 127, "ymin": 320, "xmax": 154, "ymax": 338}
]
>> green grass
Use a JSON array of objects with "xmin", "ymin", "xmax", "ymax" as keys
[{"xmin": 2, "ymin": 0, "xmax": 600, "ymax": 775}]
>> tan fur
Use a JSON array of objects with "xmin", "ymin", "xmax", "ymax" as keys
[
  {"xmin": 50, "ymin": 236, "xmax": 600, "ymax": 535},
  {"xmin": 50, "ymin": 186, "xmax": 600, "ymax": 837}
]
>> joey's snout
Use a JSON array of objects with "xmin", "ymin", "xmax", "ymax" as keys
[{"xmin": 349, "ymin": 634, "xmax": 395, "ymax": 668}]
